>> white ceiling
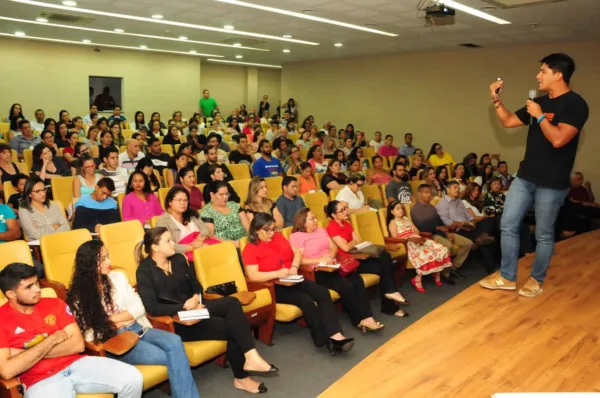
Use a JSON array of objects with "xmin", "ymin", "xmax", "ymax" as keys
[{"xmin": 1, "ymin": 0, "xmax": 599, "ymax": 66}]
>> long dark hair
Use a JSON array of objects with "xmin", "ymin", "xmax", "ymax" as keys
[
  {"xmin": 67, "ymin": 240, "xmax": 116, "ymax": 342},
  {"xmin": 134, "ymin": 111, "xmax": 146, "ymax": 129},
  {"xmin": 135, "ymin": 157, "xmax": 160, "ymax": 191},
  {"xmin": 248, "ymin": 212, "xmax": 275, "ymax": 244},
  {"xmin": 427, "ymin": 143, "xmax": 442, "ymax": 160},
  {"xmin": 386, "ymin": 200, "xmax": 403, "ymax": 226},
  {"xmin": 32, "ymin": 143, "xmax": 51, "ymax": 171},
  {"xmin": 435, "ymin": 166, "xmax": 448, "ymax": 184},
  {"xmin": 325, "ymin": 200, "xmax": 341, "ymax": 219},
  {"xmin": 307, "ymin": 144, "xmax": 321, "ymax": 160},
  {"xmin": 165, "ymin": 186, "xmax": 197, "ymax": 223},
  {"xmin": 135, "ymin": 227, "xmax": 168, "ymax": 263},
  {"xmin": 21, "ymin": 176, "xmax": 50, "ymax": 211},
  {"xmin": 8, "ymin": 103, "xmax": 23, "ymax": 129},
  {"xmin": 126, "ymin": 170, "xmax": 152, "ymax": 195}
]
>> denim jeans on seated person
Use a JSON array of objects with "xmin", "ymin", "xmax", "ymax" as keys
[
  {"xmin": 112, "ymin": 322, "xmax": 200, "ymax": 398},
  {"xmin": 499, "ymin": 177, "xmax": 568, "ymax": 284},
  {"xmin": 24, "ymin": 356, "xmax": 143, "ymax": 398}
]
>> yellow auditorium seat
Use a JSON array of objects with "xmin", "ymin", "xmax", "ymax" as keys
[
  {"xmin": 229, "ymin": 178, "xmax": 251, "ymax": 204},
  {"xmin": 18, "ymin": 162, "xmax": 30, "ymax": 176},
  {"xmin": 288, "ymin": 133, "xmax": 300, "ymax": 142},
  {"xmin": 99, "ymin": 220, "xmax": 145, "ymax": 286},
  {"xmin": 117, "ymin": 192, "xmax": 125, "ymax": 219},
  {"xmin": 409, "ymin": 180, "xmax": 424, "ymax": 196},
  {"xmin": 157, "ymin": 187, "xmax": 169, "ymax": 210},
  {"xmin": 2, "ymin": 181, "xmax": 16, "ymax": 203},
  {"xmin": 228, "ymin": 163, "xmax": 251, "ymax": 180},
  {"xmin": 377, "ymin": 208, "xmax": 410, "ymax": 268},
  {"xmin": 41, "ymin": 229, "xmax": 93, "ymax": 297},
  {"xmin": 314, "ymin": 172, "xmax": 324, "ymax": 187},
  {"xmin": 281, "ymin": 226, "xmax": 293, "ymax": 240},
  {"xmin": 161, "ymin": 145, "xmax": 173, "ymax": 156},
  {"xmin": 361, "ymin": 184, "xmax": 383, "ymax": 204},
  {"xmin": 11, "ymin": 149, "xmax": 18, "ymax": 163},
  {"xmin": 119, "ymin": 146, "xmax": 126, "ymax": 153},
  {"xmin": 50, "ymin": 176, "xmax": 74, "ymax": 211},
  {"xmin": 361, "ymin": 147, "xmax": 375, "ymax": 159},
  {"xmin": 0, "ymin": 122, "xmax": 10, "ymax": 133},
  {"xmin": 387, "ymin": 156, "xmax": 397, "ymax": 168},
  {"xmin": 300, "ymin": 148, "xmax": 309, "ymax": 160},
  {"xmin": 239, "ymin": 237, "xmax": 304, "ymax": 324},
  {"xmin": 150, "ymin": 215, "xmax": 160, "ymax": 228},
  {"xmin": 193, "ymin": 242, "xmax": 275, "ymax": 345},
  {"xmin": 264, "ymin": 176, "xmax": 282, "ymax": 200},
  {"xmin": 23, "ymin": 149, "xmax": 33, "ymax": 170},
  {"xmin": 328, "ymin": 186, "xmax": 345, "ymax": 202},
  {"xmin": 431, "ymin": 196, "xmax": 442, "ymax": 206},
  {"xmin": 90, "ymin": 146, "xmax": 100, "ymax": 159},
  {"xmin": 301, "ymin": 191, "xmax": 328, "ymax": 222}
]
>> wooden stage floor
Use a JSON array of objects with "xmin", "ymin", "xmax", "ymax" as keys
[{"xmin": 320, "ymin": 230, "xmax": 600, "ymax": 398}]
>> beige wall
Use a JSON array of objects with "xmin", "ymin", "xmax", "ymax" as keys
[
  {"xmin": 282, "ymin": 40, "xmax": 599, "ymax": 189},
  {"xmin": 0, "ymin": 37, "xmax": 201, "ymax": 122},
  {"xmin": 258, "ymin": 68, "xmax": 282, "ymax": 114}
]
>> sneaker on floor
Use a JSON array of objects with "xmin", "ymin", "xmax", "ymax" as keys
[
  {"xmin": 518, "ymin": 277, "xmax": 544, "ymax": 297},
  {"xmin": 479, "ymin": 271, "xmax": 516, "ymax": 290}
]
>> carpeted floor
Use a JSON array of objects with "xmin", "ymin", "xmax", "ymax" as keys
[{"xmin": 145, "ymin": 259, "xmax": 489, "ymax": 398}]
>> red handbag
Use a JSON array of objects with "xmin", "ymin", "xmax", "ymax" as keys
[{"xmin": 336, "ymin": 251, "xmax": 360, "ymax": 277}]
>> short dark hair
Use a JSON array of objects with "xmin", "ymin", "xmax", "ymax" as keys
[
  {"xmin": 148, "ymin": 137, "xmax": 160, "ymax": 146},
  {"xmin": 72, "ymin": 116, "xmax": 82, "ymax": 123},
  {"xmin": 204, "ymin": 144, "xmax": 217, "ymax": 155},
  {"xmin": 417, "ymin": 183, "xmax": 431, "ymax": 192},
  {"xmin": 40, "ymin": 130, "xmax": 54, "ymax": 140},
  {"xmin": 18, "ymin": 119, "xmax": 30, "ymax": 129},
  {"xmin": 325, "ymin": 200, "xmax": 341, "ymax": 218},
  {"xmin": 97, "ymin": 177, "xmax": 116, "ymax": 192},
  {"xmin": 498, "ymin": 161, "xmax": 507, "ymax": 167},
  {"xmin": 103, "ymin": 146, "xmax": 119, "ymax": 160},
  {"xmin": 404, "ymin": 133, "xmax": 412, "ymax": 138},
  {"xmin": 11, "ymin": 173, "xmax": 29, "ymax": 188},
  {"xmin": 446, "ymin": 180, "xmax": 459, "ymax": 189},
  {"xmin": 259, "ymin": 139, "xmax": 270, "ymax": 151},
  {"xmin": 207, "ymin": 132, "xmax": 222, "ymax": 143},
  {"xmin": 114, "ymin": 105, "xmax": 121, "ymax": 110},
  {"xmin": 282, "ymin": 176, "xmax": 297, "ymax": 189},
  {"xmin": 0, "ymin": 263, "xmax": 37, "ymax": 295},
  {"xmin": 165, "ymin": 186, "xmax": 198, "ymax": 222},
  {"xmin": 67, "ymin": 131, "xmax": 79, "ymax": 141},
  {"xmin": 385, "ymin": 134, "xmax": 393, "ymax": 140},
  {"xmin": 300, "ymin": 161, "xmax": 312, "ymax": 171},
  {"xmin": 126, "ymin": 171, "xmax": 152, "ymax": 195},
  {"xmin": 540, "ymin": 53, "xmax": 575, "ymax": 84},
  {"xmin": 132, "ymin": 132, "xmax": 141, "ymax": 140},
  {"xmin": 347, "ymin": 174, "xmax": 365, "ymax": 184},
  {"xmin": 270, "ymin": 120, "xmax": 279, "ymax": 126}
]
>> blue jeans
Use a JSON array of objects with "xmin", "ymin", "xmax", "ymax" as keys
[
  {"xmin": 113, "ymin": 323, "xmax": 200, "ymax": 398},
  {"xmin": 500, "ymin": 177, "xmax": 568, "ymax": 283},
  {"xmin": 24, "ymin": 356, "xmax": 143, "ymax": 397}
]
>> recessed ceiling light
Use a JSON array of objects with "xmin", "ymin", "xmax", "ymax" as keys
[
  {"xmin": 151, "ymin": 14, "xmax": 163, "ymax": 19},
  {"xmin": 233, "ymin": 43, "xmax": 241, "ymax": 47},
  {"xmin": 216, "ymin": 0, "xmax": 398, "ymax": 36},
  {"xmin": 139, "ymin": 45, "xmax": 148, "ymax": 49},
  {"xmin": 527, "ymin": 23, "xmax": 538, "ymax": 27},
  {"xmin": 235, "ymin": 55, "xmax": 243, "ymax": 59},
  {"xmin": 35, "ymin": 17, "xmax": 48, "ymax": 22},
  {"xmin": 62, "ymin": 0, "xmax": 76, "ymax": 6},
  {"xmin": 82, "ymin": 39, "xmax": 91, "ymax": 43},
  {"xmin": 283, "ymin": 34, "xmax": 292, "ymax": 38},
  {"xmin": 189, "ymin": 50, "xmax": 197, "ymax": 54},
  {"xmin": 207, "ymin": 59, "xmax": 281, "ymax": 69},
  {"xmin": 9, "ymin": 0, "xmax": 320, "ymax": 45},
  {"xmin": 178, "ymin": 35, "xmax": 188, "ymax": 40},
  {"xmin": 14, "ymin": 31, "xmax": 25, "ymax": 36},
  {"xmin": 224, "ymin": 25, "xmax": 235, "ymax": 30},
  {"xmin": 334, "ymin": 43, "xmax": 343, "ymax": 47},
  {"xmin": 0, "ymin": 15, "xmax": 266, "ymax": 52},
  {"xmin": 282, "ymin": 49, "xmax": 290, "ymax": 53}
]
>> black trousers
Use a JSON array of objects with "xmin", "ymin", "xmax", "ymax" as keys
[
  {"xmin": 274, "ymin": 279, "xmax": 341, "ymax": 347},
  {"xmin": 174, "ymin": 296, "xmax": 253, "ymax": 379},
  {"xmin": 315, "ymin": 271, "xmax": 373, "ymax": 326},
  {"xmin": 357, "ymin": 251, "xmax": 398, "ymax": 315},
  {"xmin": 457, "ymin": 229, "xmax": 497, "ymax": 273}
]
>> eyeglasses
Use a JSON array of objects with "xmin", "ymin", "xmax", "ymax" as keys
[
  {"xmin": 356, "ymin": 183, "xmax": 365, "ymax": 188},
  {"xmin": 308, "ymin": 216, "xmax": 318, "ymax": 222},
  {"xmin": 336, "ymin": 207, "xmax": 348, "ymax": 213},
  {"xmin": 32, "ymin": 188, "xmax": 47, "ymax": 194},
  {"xmin": 261, "ymin": 227, "xmax": 277, "ymax": 234}
]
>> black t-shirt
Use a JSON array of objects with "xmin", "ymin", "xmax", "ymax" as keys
[
  {"xmin": 8, "ymin": 193, "xmax": 23, "ymax": 210},
  {"xmin": 320, "ymin": 173, "xmax": 348, "ymax": 195},
  {"xmin": 272, "ymin": 138, "xmax": 294, "ymax": 151},
  {"xmin": 229, "ymin": 150, "xmax": 253, "ymax": 165},
  {"xmin": 196, "ymin": 162, "xmax": 233, "ymax": 184},
  {"xmin": 147, "ymin": 153, "xmax": 172, "ymax": 173},
  {"xmin": 514, "ymin": 90, "xmax": 588, "ymax": 189},
  {"xmin": 409, "ymin": 165, "xmax": 426, "ymax": 180}
]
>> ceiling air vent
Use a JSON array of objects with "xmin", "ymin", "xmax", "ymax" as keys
[
  {"xmin": 481, "ymin": 0, "xmax": 567, "ymax": 9},
  {"xmin": 38, "ymin": 11, "xmax": 96, "ymax": 25},
  {"xmin": 459, "ymin": 43, "xmax": 482, "ymax": 48}
]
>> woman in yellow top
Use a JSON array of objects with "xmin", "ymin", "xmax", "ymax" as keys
[{"xmin": 427, "ymin": 142, "xmax": 456, "ymax": 168}]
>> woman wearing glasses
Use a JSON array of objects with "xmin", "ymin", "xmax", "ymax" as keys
[
  {"xmin": 18, "ymin": 176, "xmax": 70, "ymax": 240},
  {"xmin": 73, "ymin": 154, "xmax": 101, "ymax": 199},
  {"xmin": 334, "ymin": 174, "xmax": 371, "ymax": 215},
  {"xmin": 427, "ymin": 142, "xmax": 456, "ymax": 168},
  {"xmin": 243, "ymin": 213, "xmax": 355, "ymax": 355}
]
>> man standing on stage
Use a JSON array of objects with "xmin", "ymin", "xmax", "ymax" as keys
[{"xmin": 480, "ymin": 53, "xmax": 589, "ymax": 297}]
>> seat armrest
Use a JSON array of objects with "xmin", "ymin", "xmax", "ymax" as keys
[
  {"xmin": 39, "ymin": 279, "xmax": 67, "ymax": 300},
  {"xmin": 298, "ymin": 265, "xmax": 316, "ymax": 280},
  {"xmin": 147, "ymin": 315, "xmax": 175, "ymax": 333},
  {"xmin": 0, "ymin": 377, "xmax": 22, "ymax": 398},
  {"xmin": 420, "ymin": 232, "xmax": 433, "ymax": 238},
  {"xmin": 384, "ymin": 237, "xmax": 407, "ymax": 244},
  {"xmin": 203, "ymin": 293, "xmax": 224, "ymax": 301},
  {"xmin": 351, "ymin": 252, "xmax": 370, "ymax": 260},
  {"xmin": 230, "ymin": 291, "xmax": 257, "ymax": 306},
  {"xmin": 246, "ymin": 279, "xmax": 275, "ymax": 304},
  {"xmin": 84, "ymin": 340, "xmax": 107, "ymax": 357},
  {"xmin": 102, "ymin": 331, "xmax": 140, "ymax": 356}
]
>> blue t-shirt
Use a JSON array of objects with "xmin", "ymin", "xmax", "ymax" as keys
[
  {"xmin": 252, "ymin": 157, "xmax": 282, "ymax": 178},
  {"xmin": 74, "ymin": 194, "xmax": 117, "ymax": 210},
  {"xmin": 0, "ymin": 204, "xmax": 16, "ymax": 243}
]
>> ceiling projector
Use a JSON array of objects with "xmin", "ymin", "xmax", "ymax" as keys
[{"xmin": 425, "ymin": 3, "xmax": 456, "ymax": 25}]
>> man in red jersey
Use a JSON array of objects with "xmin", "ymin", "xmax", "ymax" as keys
[{"xmin": 0, "ymin": 263, "xmax": 143, "ymax": 397}]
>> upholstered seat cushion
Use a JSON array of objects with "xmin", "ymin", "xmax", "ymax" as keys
[
  {"xmin": 242, "ymin": 288, "xmax": 272, "ymax": 313},
  {"xmin": 135, "ymin": 365, "xmax": 169, "ymax": 390},
  {"xmin": 183, "ymin": 340, "xmax": 228, "ymax": 367},
  {"xmin": 275, "ymin": 303, "xmax": 303, "ymax": 322},
  {"xmin": 360, "ymin": 273, "xmax": 380, "ymax": 288}
]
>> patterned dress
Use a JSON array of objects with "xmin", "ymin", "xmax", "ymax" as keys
[
  {"xmin": 199, "ymin": 201, "xmax": 247, "ymax": 241},
  {"xmin": 393, "ymin": 217, "xmax": 452, "ymax": 275}
]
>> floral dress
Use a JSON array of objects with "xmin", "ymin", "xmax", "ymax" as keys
[
  {"xmin": 483, "ymin": 191, "xmax": 505, "ymax": 215},
  {"xmin": 199, "ymin": 201, "xmax": 247, "ymax": 241},
  {"xmin": 393, "ymin": 217, "xmax": 452, "ymax": 275}
]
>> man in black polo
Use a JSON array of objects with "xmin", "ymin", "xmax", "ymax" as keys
[{"xmin": 197, "ymin": 145, "xmax": 233, "ymax": 184}]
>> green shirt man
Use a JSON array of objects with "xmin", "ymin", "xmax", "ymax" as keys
[{"xmin": 199, "ymin": 89, "xmax": 218, "ymax": 118}]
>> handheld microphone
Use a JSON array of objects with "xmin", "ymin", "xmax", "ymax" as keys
[
  {"xmin": 495, "ymin": 77, "xmax": 503, "ymax": 95},
  {"xmin": 528, "ymin": 90, "xmax": 537, "ymax": 124}
]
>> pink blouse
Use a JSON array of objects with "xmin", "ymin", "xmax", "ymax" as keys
[
  {"xmin": 122, "ymin": 192, "xmax": 164, "ymax": 224},
  {"xmin": 289, "ymin": 227, "xmax": 330, "ymax": 259}
]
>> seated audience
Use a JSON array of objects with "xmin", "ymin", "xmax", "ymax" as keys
[
  {"xmin": 435, "ymin": 166, "xmax": 449, "ymax": 193},
  {"xmin": 118, "ymin": 139, "xmax": 145, "ymax": 172},
  {"xmin": 497, "ymin": 161, "xmax": 514, "ymax": 190},
  {"xmin": 387, "ymin": 200, "xmax": 452, "ymax": 292},
  {"xmin": 307, "ymin": 145, "xmax": 328, "ymax": 173},
  {"xmin": 176, "ymin": 167, "xmax": 204, "ymax": 212},
  {"xmin": 196, "ymin": 145, "xmax": 233, "ymax": 184},
  {"xmin": 326, "ymin": 200, "xmax": 409, "ymax": 317},
  {"xmin": 0, "ymin": 201, "xmax": 21, "ymax": 244},
  {"xmin": 320, "ymin": 159, "xmax": 348, "ymax": 196},
  {"xmin": 409, "ymin": 154, "xmax": 427, "ymax": 181},
  {"xmin": 422, "ymin": 166, "xmax": 442, "ymax": 197},
  {"xmin": 98, "ymin": 130, "xmax": 116, "ymax": 161},
  {"xmin": 290, "ymin": 209, "xmax": 383, "ymax": 332},
  {"xmin": 378, "ymin": 135, "xmax": 399, "ymax": 157},
  {"xmin": 427, "ymin": 143, "xmax": 456, "ymax": 168},
  {"xmin": 0, "ymin": 262, "xmax": 144, "ymax": 397},
  {"xmin": 244, "ymin": 213, "xmax": 354, "ymax": 355},
  {"xmin": 6, "ymin": 173, "xmax": 28, "ymax": 213},
  {"xmin": 252, "ymin": 140, "xmax": 282, "ymax": 178},
  {"xmin": 10, "ymin": 120, "xmax": 41, "ymax": 159},
  {"xmin": 369, "ymin": 131, "xmax": 383, "ymax": 154},
  {"xmin": 132, "ymin": 110, "xmax": 146, "ymax": 131},
  {"xmin": 30, "ymin": 109, "xmax": 45, "ymax": 132},
  {"xmin": 107, "ymin": 105, "xmax": 127, "ymax": 125},
  {"xmin": 146, "ymin": 138, "xmax": 171, "ymax": 174},
  {"xmin": 200, "ymin": 181, "xmax": 249, "ymax": 248},
  {"xmin": 73, "ymin": 154, "xmax": 100, "ymax": 199},
  {"xmin": 335, "ymin": 174, "xmax": 370, "ymax": 215},
  {"xmin": 283, "ymin": 146, "xmax": 302, "ymax": 176},
  {"xmin": 452, "ymin": 163, "xmax": 468, "ymax": 198},
  {"xmin": 368, "ymin": 156, "xmax": 392, "ymax": 185},
  {"xmin": 0, "ymin": 144, "xmax": 24, "ymax": 187},
  {"xmin": 40, "ymin": 130, "xmax": 60, "ymax": 154},
  {"xmin": 244, "ymin": 177, "xmax": 284, "ymax": 228},
  {"xmin": 73, "ymin": 177, "xmax": 120, "ymax": 233},
  {"xmin": 298, "ymin": 162, "xmax": 318, "ymax": 194},
  {"xmin": 275, "ymin": 176, "xmax": 305, "ymax": 227},
  {"xmin": 272, "ymin": 128, "xmax": 294, "ymax": 152},
  {"xmin": 110, "ymin": 122, "xmax": 126, "ymax": 147},
  {"xmin": 483, "ymin": 177, "xmax": 506, "ymax": 215},
  {"xmin": 62, "ymin": 132, "xmax": 79, "ymax": 166},
  {"xmin": 136, "ymin": 227, "xmax": 276, "ymax": 394},
  {"xmin": 31, "ymin": 143, "xmax": 71, "ymax": 198},
  {"xmin": 66, "ymin": 240, "xmax": 199, "ymax": 397},
  {"xmin": 229, "ymin": 135, "xmax": 253, "ymax": 165},
  {"xmin": 19, "ymin": 176, "xmax": 70, "ymax": 240},
  {"xmin": 98, "ymin": 147, "xmax": 128, "ymax": 197},
  {"xmin": 135, "ymin": 157, "xmax": 161, "ymax": 192},
  {"xmin": 399, "ymin": 133, "xmax": 416, "ymax": 157},
  {"xmin": 385, "ymin": 162, "xmax": 413, "ymax": 205},
  {"xmin": 156, "ymin": 186, "xmax": 219, "ymax": 260},
  {"xmin": 198, "ymin": 134, "xmax": 229, "ymax": 164},
  {"xmin": 163, "ymin": 125, "xmax": 183, "ymax": 147},
  {"xmin": 333, "ymin": 150, "xmax": 348, "ymax": 173},
  {"xmin": 122, "ymin": 171, "xmax": 164, "ymax": 226},
  {"xmin": 346, "ymin": 157, "xmax": 368, "ymax": 182},
  {"xmin": 166, "ymin": 152, "xmax": 190, "ymax": 188},
  {"xmin": 295, "ymin": 130, "xmax": 312, "ymax": 149},
  {"xmin": 480, "ymin": 164, "xmax": 494, "ymax": 192},
  {"xmin": 187, "ymin": 125, "xmax": 206, "ymax": 154},
  {"xmin": 176, "ymin": 143, "xmax": 198, "ymax": 167},
  {"xmin": 202, "ymin": 164, "xmax": 241, "ymax": 204}
]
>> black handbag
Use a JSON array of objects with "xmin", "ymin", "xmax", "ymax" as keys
[{"xmin": 205, "ymin": 281, "xmax": 238, "ymax": 297}]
